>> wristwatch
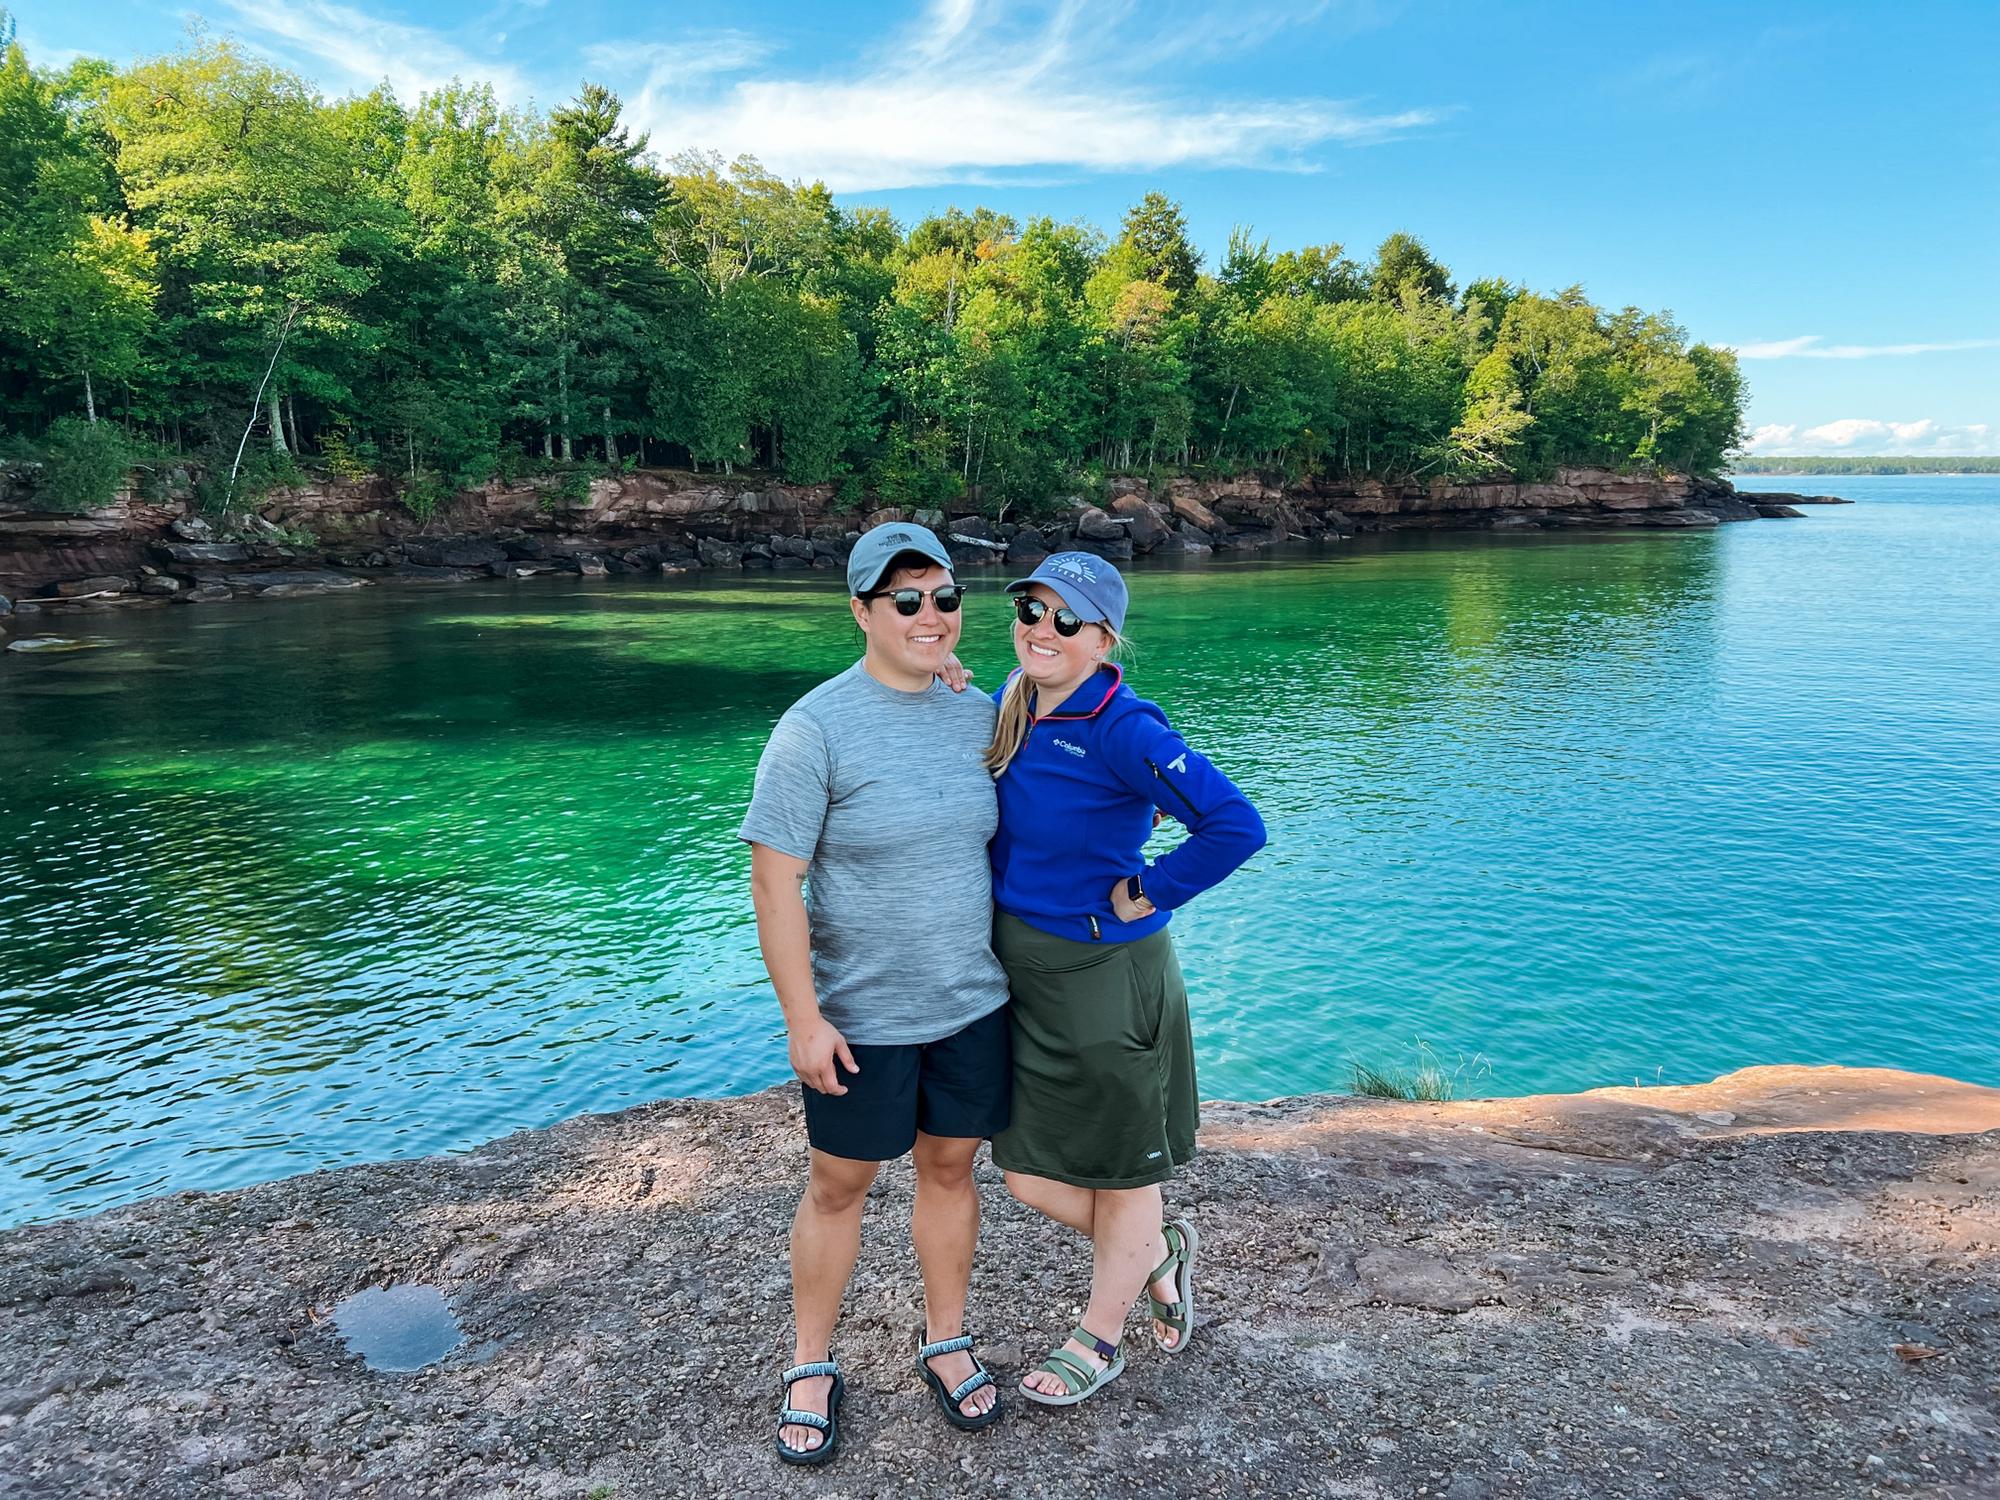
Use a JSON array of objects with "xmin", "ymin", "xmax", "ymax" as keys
[{"xmin": 1124, "ymin": 873, "xmax": 1155, "ymax": 914}]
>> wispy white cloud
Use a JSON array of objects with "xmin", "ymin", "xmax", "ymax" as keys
[
  {"xmin": 194, "ymin": 0, "xmax": 1443, "ymax": 189},
  {"xmin": 578, "ymin": 32, "xmax": 773, "ymax": 84},
  {"xmin": 1745, "ymin": 418, "xmax": 1998, "ymax": 456},
  {"xmin": 211, "ymin": 0, "xmax": 538, "ymax": 108},
  {"xmin": 1731, "ymin": 335, "xmax": 2000, "ymax": 360},
  {"xmin": 605, "ymin": 0, "xmax": 1447, "ymax": 191}
]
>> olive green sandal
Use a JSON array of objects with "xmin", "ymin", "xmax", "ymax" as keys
[
  {"xmin": 1019, "ymin": 1324, "xmax": 1124, "ymax": 1407},
  {"xmin": 774, "ymin": 1359, "xmax": 844, "ymax": 1466},
  {"xmin": 1148, "ymin": 1217, "xmax": 1199, "ymax": 1355}
]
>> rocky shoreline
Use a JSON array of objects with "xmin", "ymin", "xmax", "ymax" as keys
[
  {"xmin": 0, "ymin": 466, "xmax": 1847, "ymax": 629},
  {"xmin": 2, "ymin": 1064, "xmax": 1995, "ymax": 1498}
]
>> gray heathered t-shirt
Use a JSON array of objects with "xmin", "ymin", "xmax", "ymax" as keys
[{"xmin": 738, "ymin": 661, "xmax": 1010, "ymax": 1046}]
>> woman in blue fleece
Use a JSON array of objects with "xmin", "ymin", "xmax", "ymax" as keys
[{"xmin": 982, "ymin": 551, "xmax": 1266, "ymax": 1407}]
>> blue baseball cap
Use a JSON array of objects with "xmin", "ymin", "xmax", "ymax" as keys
[
  {"xmin": 847, "ymin": 521, "xmax": 954, "ymax": 595},
  {"xmin": 1006, "ymin": 551, "xmax": 1129, "ymax": 634}
]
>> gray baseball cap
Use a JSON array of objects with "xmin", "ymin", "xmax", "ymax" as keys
[
  {"xmin": 847, "ymin": 521, "xmax": 954, "ymax": 595},
  {"xmin": 1006, "ymin": 551, "xmax": 1129, "ymax": 634}
]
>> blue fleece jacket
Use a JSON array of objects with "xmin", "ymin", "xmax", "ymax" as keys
[{"xmin": 989, "ymin": 665, "xmax": 1267, "ymax": 944}]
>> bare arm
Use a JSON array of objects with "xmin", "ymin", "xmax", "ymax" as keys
[{"xmin": 749, "ymin": 842, "xmax": 859, "ymax": 1095}]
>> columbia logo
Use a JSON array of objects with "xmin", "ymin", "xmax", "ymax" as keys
[
  {"xmin": 1167, "ymin": 753, "xmax": 1188, "ymax": 773},
  {"xmin": 1052, "ymin": 738, "xmax": 1087, "ymax": 758}
]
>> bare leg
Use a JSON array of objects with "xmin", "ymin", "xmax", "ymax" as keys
[
  {"xmin": 1008, "ymin": 1171, "xmax": 1182, "ymax": 1348},
  {"xmin": 783, "ymin": 1150, "xmax": 878, "ymax": 1453},
  {"xmin": 1004, "ymin": 1168, "xmax": 1095, "ymax": 1236},
  {"xmin": 910, "ymin": 1132, "xmax": 998, "ymax": 1419},
  {"xmin": 1022, "ymin": 1183, "xmax": 1171, "ymax": 1397}
]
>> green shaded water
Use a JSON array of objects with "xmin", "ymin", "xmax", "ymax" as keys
[{"xmin": 3, "ymin": 475, "xmax": 1996, "ymax": 1225}]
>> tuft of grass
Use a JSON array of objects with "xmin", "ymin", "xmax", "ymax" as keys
[{"xmin": 1349, "ymin": 1042, "xmax": 1490, "ymax": 1103}]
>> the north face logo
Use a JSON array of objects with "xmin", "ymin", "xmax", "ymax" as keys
[{"xmin": 883, "ymin": 529, "xmax": 912, "ymax": 543}]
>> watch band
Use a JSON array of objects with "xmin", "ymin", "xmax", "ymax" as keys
[{"xmin": 1125, "ymin": 874, "xmax": 1150, "ymax": 906}]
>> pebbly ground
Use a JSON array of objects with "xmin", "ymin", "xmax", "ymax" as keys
[{"xmin": 2, "ymin": 1065, "xmax": 1998, "ymax": 1500}]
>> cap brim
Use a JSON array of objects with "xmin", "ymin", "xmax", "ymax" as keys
[
  {"xmin": 1005, "ymin": 573, "xmax": 1107, "ymax": 621},
  {"xmin": 854, "ymin": 538, "xmax": 955, "ymax": 594}
]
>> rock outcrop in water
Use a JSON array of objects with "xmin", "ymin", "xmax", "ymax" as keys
[
  {"xmin": 3, "ymin": 1065, "xmax": 1996, "ymax": 1498},
  {"xmin": 0, "ymin": 466, "xmax": 1827, "ymax": 612}
]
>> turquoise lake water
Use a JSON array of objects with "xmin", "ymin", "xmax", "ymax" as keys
[{"xmin": 2, "ymin": 474, "xmax": 1996, "ymax": 1226}]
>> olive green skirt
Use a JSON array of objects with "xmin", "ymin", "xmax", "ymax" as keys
[{"xmin": 989, "ymin": 912, "xmax": 1198, "ymax": 1190}]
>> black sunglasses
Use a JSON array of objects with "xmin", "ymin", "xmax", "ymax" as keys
[
  {"xmin": 863, "ymin": 585, "xmax": 963, "ymax": 615},
  {"xmin": 1013, "ymin": 595, "xmax": 1085, "ymax": 637}
]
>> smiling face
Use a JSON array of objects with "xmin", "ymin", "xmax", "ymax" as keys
[
  {"xmin": 851, "ymin": 561, "xmax": 961, "ymax": 691},
  {"xmin": 1013, "ymin": 582, "xmax": 1109, "ymax": 696}
]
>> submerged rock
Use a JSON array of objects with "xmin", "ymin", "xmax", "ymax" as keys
[{"xmin": 5, "ymin": 635, "xmax": 102, "ymax": 653}]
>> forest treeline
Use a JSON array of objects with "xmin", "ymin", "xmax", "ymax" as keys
[
  {"xmin": 1732, "ymin": 456, "xmax": 1999, "ymax": 476},
  {"xmin": 0, "ymin": 20, "xmax": 1747, "ymax": 517}
]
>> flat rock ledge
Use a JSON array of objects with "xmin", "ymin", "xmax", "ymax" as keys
[{"xmin": 4, "ymin": 1065, "xmax": 1998, "ymax": 1499}]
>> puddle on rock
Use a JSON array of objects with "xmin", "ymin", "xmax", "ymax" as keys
[{"xmin": 330, "ymin": 1284, "xmax": 464, "ymax": 1372}]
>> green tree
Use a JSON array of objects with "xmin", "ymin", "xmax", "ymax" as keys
[
  {"xmin": 1369, "ymin": 231, "xmax": 1454, "ymax": 304},
  {"xmin": 103, "ymin": 43, "xmax": 396, "ymax": 451},
  {"xmin": 1270, "ymin": 241, "xmax": 1364, "ymax": 303},
  {"xmin": 1118, "ymin": 192, "xmax": 1201, "ymax": 298},
  {"xmin": 0, "ymin": 34, "xmax": 156, "ymax": 425}
]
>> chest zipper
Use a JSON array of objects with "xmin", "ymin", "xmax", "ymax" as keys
[
  {"xmin": 1146, "ymin": 758, "xmax": 1204, "ymax": 823},
  {"xmin": 1087, "ymin": 914, "xmax": 1101, "ymax": 941}
]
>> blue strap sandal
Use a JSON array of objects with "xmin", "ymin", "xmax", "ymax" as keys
[
  {"xmin": 1019, "ymin": 1324, "xmax": 1125, "ymax": 1407},
  {"xmin": 775, "ymin": 1358, "xmax": 844, "ymax": 1466},
  {"xmin": 915, "ymin": 1331, "xmax": 1003, "ymax": 1430}
]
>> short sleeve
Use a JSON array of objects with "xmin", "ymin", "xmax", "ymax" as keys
[{"xmin": 737, "ymin": 707, "xmax": 833, "ymax": 861}]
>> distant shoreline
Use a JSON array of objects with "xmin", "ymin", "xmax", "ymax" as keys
[{"xmin": 1731, "ymin": 457, "xmax": 2000, "ymax": 477}]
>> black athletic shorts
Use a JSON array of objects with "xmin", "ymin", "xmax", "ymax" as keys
[{"xmin": 802, "ymin": 1004, "xmax": 1012, "ymax": 1162}]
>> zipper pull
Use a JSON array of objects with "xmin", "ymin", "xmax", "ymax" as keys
[{"xmin": 1088, "ymin": 914, "xmax": 1101, "ymax": 941}]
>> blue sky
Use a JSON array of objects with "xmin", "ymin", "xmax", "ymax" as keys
[{"xmin": 17, "ymin": 0, "xmax": 2000, "ymax": 454}]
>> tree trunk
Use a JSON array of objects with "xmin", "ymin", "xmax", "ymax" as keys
[
  {"xmin": 557, "ymin": 345, "xmax": 571, "ymax": 461},
  {"xmin": 268, "ymin": 392, "xmax": 289, "ymax": 454},
  {"xmin": 542, "ymin": 430, "xmax": 554, "ymax": 460},
  {"xmin": 604, "ymin": 407, "xmax": 617, "ymax": 465},
  {"xmin": 287, "ymin": 394, "xmax": 300, "ymax": 454},
  {"xmin": 83, "ymin": 368, "xmax": 97, "ymax": 424}
]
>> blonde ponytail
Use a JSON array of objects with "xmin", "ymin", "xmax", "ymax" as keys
[
  {"xmin": 983, "ymin": 623, "xmax": 1128, "ymax": 777},
  {"xmin": 985, "ymin": 670, "xmax": 1035, "ymax": 775}
]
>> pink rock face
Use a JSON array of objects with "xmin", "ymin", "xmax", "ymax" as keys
[
  {"xmin": 2, "ymin": 462, "xmax": 1784, "ymax": 600},
  {"xmin": 1109, "ymin": 495, "xmax": 1172, "ymax": 550},
  {"xmin": 1169, "ymin": 492, "xmax": 1220, "ymax": 531}
]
